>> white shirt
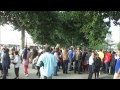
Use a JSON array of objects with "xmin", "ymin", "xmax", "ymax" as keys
[
  {"xmin": 54, "ymin": 52, "xmax": 59, "ymax": 63},
  {"xmin": 89, "ymin": 56, "xmax": 94, "ymax": 65},
  {"xmin": 13, "ymin": 55, "xmax": 21, "ymax": 68}
]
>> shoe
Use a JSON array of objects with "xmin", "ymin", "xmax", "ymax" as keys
[{"xmin": 25, "ymin": 74, "xmax": 29, "ymax": 77}]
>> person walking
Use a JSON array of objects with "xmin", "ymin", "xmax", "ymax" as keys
[
  {"xmin": 94, "ymin": 53, "xmax": 101, "ymax": 79},
  {"xmin": 2, "ymin": 48, "xmax": 10, "ymax": 79},
  {"xmin": 88, "ymin": 51, "xmax": 94, "ymax": 79},
  {"xmin": 114, "ymin": 50, "xmax": 120, "ymax": 79},
  {"xmin": 36, "ymin": 45, "xmax": 57, "ymax": 79},
  {"xmin": 22, "ymin": 48, "xmax": 29, "ymax": 77},
  {"xmin": 62, "ymin": 48, "xmax": 69, "ymax": 74},
  {"xmin": 74, "ymin": 48, "xmax": 81, "ymax": 74},
  {"xmin": 12, "ymin": 51, "xmax": 20, "ymax": 79}
]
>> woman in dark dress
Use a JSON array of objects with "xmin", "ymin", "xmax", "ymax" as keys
[
  {"xmin": 94, "ymin": 53, "xmax": 101, "ymax": 79},
  {"xmin": 109, "ymin": 51, "xmax": 116, "ymax": 75}
]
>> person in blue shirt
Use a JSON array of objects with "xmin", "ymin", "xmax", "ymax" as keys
[
  {"xmin": 68, "ymin": 46, "xmax": 74, "ymax": 71},
  {"xmin": 36, "ymin": 45, "xmax": 57, "ymax": 79},
  {"xmin": 114, "ymin": 50, "xmax": 120, "ymax": 79}
]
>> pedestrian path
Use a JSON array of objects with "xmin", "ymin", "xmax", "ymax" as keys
[{"xmin": 0, "ymin": 64, "xmax": 114, "ymax": 79}]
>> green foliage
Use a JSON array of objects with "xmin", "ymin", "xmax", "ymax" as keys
[
  {"xmin": 0, "ymin": 11, "xmax": 119, "ymax": 49},
  {"xmin": 117, "ymin": 42, "xmax": 120, "ymax": 50}
]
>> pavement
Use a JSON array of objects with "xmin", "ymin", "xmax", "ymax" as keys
[{"xmin": 0, "ymin": 64, "xmax": 114, "ymax": 79}]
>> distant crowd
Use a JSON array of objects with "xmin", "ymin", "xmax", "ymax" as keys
[{"xmin": 0, "ymin": 44, "xmax": 120, "ymax": 79}]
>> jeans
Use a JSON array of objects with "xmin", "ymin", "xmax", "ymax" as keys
[
  {"xmin": 24, "ymin": 65, "xmax": 28, "ymax": 75},
  {"xmin": 2, "ymin": 66, "xmax": 8, "ymax": 79},
  {"xmin": 54, "ymin": 66, "xmax": 58, "ymax": 76},
  {"xmin": 74, "ymin": 60, "xmax": 78, "ymax": 73},
  {"xmin": 78, "ymin": 61, "xmax": 82, "ymax": 73},
  {"xmin": 68, "ymin": 60, "xmax": 73, "ymax": 70},
  {"xmin": 14, "ymin": 68, "xmax": 19, "ymax": 78},
  {"xmin": 63, "ymin": 60, "xmax": 68, "ymax": 74},
  {"xmin": 88, "ymin": 65, "xmax": 93, "ymax": 79},
  {"xmin": 104, "ymin": 62, "xmax": 108, "ymax": 74}
]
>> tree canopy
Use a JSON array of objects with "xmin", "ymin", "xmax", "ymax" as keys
[{"xmin": 0, "ymin": 11, "xmax": 119, "ymax": 49}]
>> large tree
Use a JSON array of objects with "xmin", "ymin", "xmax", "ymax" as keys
[{"xmin": 0, "ymin": 11, "xmax": 119, "ymax": 49}]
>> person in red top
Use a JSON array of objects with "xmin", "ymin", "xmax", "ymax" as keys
[
  {"xmin": 104, "ymin": 51, "xmax": 112, "ymax": 74},
  {"xmin": 107, "ymin": 51, "xmax": 112, "ymax": 63}
]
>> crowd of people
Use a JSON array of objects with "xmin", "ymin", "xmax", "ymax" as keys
[{"xmin": 0, "ymin": 44, "xmax": 120, "ymax": 79}]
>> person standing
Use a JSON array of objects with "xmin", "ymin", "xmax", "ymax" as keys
[
  {"xmin": 54, "ymin": 47, "xmax": 60, "ymax": 76},
  {"xmin": 94, "ymin": 53, "xmax": 101, "ymax": 79},
  {"xmin": 62, "ymin": 48, "xmax": 69, "ymax": 74},
  {"xmin": 68, "ymin": 46, "xmax": 74, "ymax": 71},
  {"xmin": 22, "ymin": 48, "xmax": 29, "ymax": 77},
  {"xmin": 35, "ymin": 49, "xmax": 43, "ymax": 78},
  {"xmin": 2, "ymin": 48, "xmax": 10, "ymax": 79},
  {"xmin": 109, "ymin": 51, "xmax": 116, "ymax": 75},
  {"xmin": 88, "ymin": 51, "xmax": 94, "ymax": 79},
  {"xmin": 12, "ymin": 51, "xmax": 20, "ymax": 79},
  {"xmin": 97, "ymin": 49, "xmax": 104, "ymax": 73},
  {"xmin": 85, "ymin": 50, "xmax": 91, "ymax": 72},
  {"xmin": 36, "ymin": 45, "xmax": 57, "ymax": 79},
  {"xmin": 74, "ymin": 48, "xmax": 81, "ymax": 74},
  {"xmin": 114, "ymin": 50, "xmax": 120, "ymax": 79},
  {"xmin": 0, "ymin": 48, "xmax": 5, "ymax": 77}
]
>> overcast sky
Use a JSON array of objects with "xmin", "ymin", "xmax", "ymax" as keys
[
  {"xmin": 0, "ymin": 25, "xmax": 33, "ymax": 45},
  {"xmin": 0, "ymin": 22, "xmax": 120, "ymax": 45}
]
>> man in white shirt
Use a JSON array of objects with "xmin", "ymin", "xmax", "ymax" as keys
[
  {"xmin": 36, "ymin": 45, "xmax": 57, "ymax": 79},
  {"xmin": 88, "ymin": 51, "xmax": 94, "ymax": 79}
]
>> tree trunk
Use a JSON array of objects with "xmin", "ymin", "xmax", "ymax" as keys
[{"xmin": 21, "ymin": 29, "xmax": 25, "ymax": 49}]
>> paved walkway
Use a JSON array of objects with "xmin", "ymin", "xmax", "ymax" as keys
[{"xmin": 0, "ymin": 64, "xmax": 114, "ymax": 79}]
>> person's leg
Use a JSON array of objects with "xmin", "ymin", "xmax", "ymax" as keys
[
  {"xmin": 26, "ymin": 65, "xmax": 28, "ymax": 75},
  {"xmin": 38, "ymin": 67, "xmax": 40, "ymax": 78},
  {"xmin": 14, "ymin": 68, "xmax": 17, "ymax": 78},
  {"xmin": 78, "ymin": 61, "xmax": 82, "ymax": 74},
  {"xmin": 54, "ymin": 66, "xmax": 57, "ymax": 76},
  {"xmin": 97, "ymin": 71, "xmax": 99, "ymax": 79},
  {"xmin": 16, "ymin": 68, "xmax": 19, "ymax": 78},
  {"xmin": 63, "ymin": 61, "xmax": 65, "ymax": 74},
  {"xmin": 109, "ymin": 66, "xmax": 111, "ymax": 74},
  {"xmin": 6, "ymin": 68, "xmax": 8, "ymax": 76},
  {"xmin": 105, "ymin": 63, "xmax": 108, "ymax": 74},
  {"xmin": 95, "ymin": 72, "xmax": 96, "ymax": 79},
  {"xmin": 65, "ymin": 60, "xmax": 69, "ymax": 74},
  {"xmin": 74, "ymin": 60, "xmax": 77, "ymax": 73},
  {"xmin": 113, "ymin": 65, "xmax": 115, "ymax": 74},
  {"xmin": 24, "ymin": 65, "xmax": 26, "ymax": 74},
  {"xmin": 24, "ymin": 65, "xmax": 28, "ymax": 75},
  {"xmin": 2, "ymin": 66, "xmax": 7, "ymax": 79},
  {"xmin": 88, "ymin": 65, "xmax": 93, "ymax": 79},
  {"xmin": 69, "ymin": 60, "xmax": 72, "ymax": 71}
]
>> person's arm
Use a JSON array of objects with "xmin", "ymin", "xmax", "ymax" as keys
[
  {"xmin": 114, "ymin": 69, "xmax": 120, "ymax": 79},
  {"xmin": 54, "ymin": 56, "xmax": 57, "ymax": 67},
  {"xmin": 114, "ymin": 60, "xmax": 120, "ymax": 79}
]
